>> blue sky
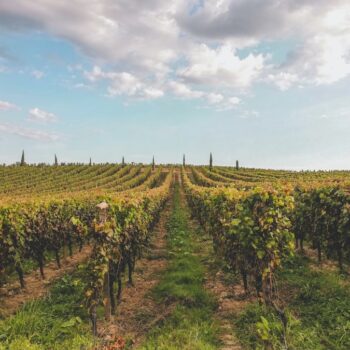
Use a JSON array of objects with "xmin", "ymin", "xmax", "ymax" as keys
[{"xmin": 1, "ymin": 0, "xmax": 350, "ymax": 169}]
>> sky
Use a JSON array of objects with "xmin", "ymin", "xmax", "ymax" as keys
[{"xmin": 0, "ymin": 0, "xmax": 350, "ymax": 170}]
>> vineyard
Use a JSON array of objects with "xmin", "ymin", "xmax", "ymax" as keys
[{"xmin": 1, "ymin": 163, "xmax": 350, "ymax": 349}]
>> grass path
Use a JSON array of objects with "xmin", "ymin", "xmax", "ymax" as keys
[
  {"xmin": 136, "ymin": 181, "xmax": 221, "ymax": 350},
  {"xmin": 0, "ymin": 266, "xmax": 94, "ymax": 350}
]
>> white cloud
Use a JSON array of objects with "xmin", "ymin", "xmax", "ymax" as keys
[
  {"xmin": 214, "ymin": 96, "xmax": 241, "ymax": 111},
  {"xmin": 0, "ymin": 122, "xmax": 59, "ymax": 141},
  {"xmin": 142, "ymin": 87, "xmax": 165, "ymax": 99},
  {"xmin": 0, "ymin": 100, "xmax": 20, "ymax": 111},
  {"xmin": 207, "ymin": 93, "xmax": 224, "ymax": 104},
  {"xmin": 178, "ymin": 44, "xmax": 265, "ymax": 89},
  {"xmin": 178, "ymin": 1, "xmax": 350, "ymax": 90},
  {"xmin": 0, "ymin": 0, "xmax": 262, "ymax": 106},
  {"xmin": 0, "ymin": 1, "xmax": 180, "ymax": 75},
  {"xmin": 228, "ymin": 96, "xmax": 241, "ymax": 106},
  {"xmin": 85, "ymin": 66, "xmax": 164, "ymax": 99},
  {"xmin": 168, "ymin": 80, "xmax": 240, "ymax": 110},
  {"xmin": 28, "ymin": 108, "xmax": 57, "ymax": 123},
  {"xmin": 268, "ymin": 6, "xmax": 350, "ymax": 90},
  {"xmin": 31, "ymin": 70, "xmax": 44, "ymax": 79},
  {"xmin": 1, "ymin": 0, "xmax": 350, "ymax": 100},
  {"xmin": 268, "ymin": 72, "xmax": 299, "ymax": 91},
  {"xmin": 168, "ymin": 81, "xmax": 204, "ymax": 99},
  {"xmin": 280, "ymin": 33, "xmax": 350, "ymax": 87}
]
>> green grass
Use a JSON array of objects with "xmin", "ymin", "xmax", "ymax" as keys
[
  {"xmin": 235, "ymin": 255, "xmax": 350, "ymax": 350},
  {"xmin": 0, "ymin": 266, "xmax": 94, "ymax": 350},
  {"xmin": 137, "ymin": 183, "xmax": 220, "ymax": 350}
]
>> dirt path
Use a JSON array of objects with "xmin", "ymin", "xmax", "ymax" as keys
[
  {"xmin": 0, "ymin": 245, "xmax": 92, "ymax": 317},
  {"xmin": 301, "ymin": 245, "xmax": 349, "ymax": 273},
  {"xmin": 205, "ymin": 268, "xmax": 250, "ymax": 350},
  {"xmin": 194, "ymin": 233, "xmax": 249, "ymax": 350},
  {"xmin": 98, "ymin": 195, "xmax": 172, "ymax": 348}
]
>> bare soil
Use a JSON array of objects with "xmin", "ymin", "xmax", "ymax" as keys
[
  {"xmin": 205, "ymin": 269, "xmax": 252, "ymax": 350},
  {"xmin": 300, "ymin": 246, "xmax": 350, "ymax": 276},
  {"xmin": 0, "ymin": 245, "xmax": 92, "ymax": 317}
]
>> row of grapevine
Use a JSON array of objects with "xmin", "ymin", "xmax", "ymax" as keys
[
  {"xmin": 0, "ymin": 167, "xmax": 170, "ymax": 282},
  {"xmin": 0, "ymin": 166, "xmax": 163, "ymax": 206},
  {"xmin": 182, "ymin": 169, "xmax": 295, "ymax": 304},
  {"xmin": 0, "ymin": 164, "xmax": 119, "ymax": 194},
  {"xmin": 185, "ymin": 166, "xmax": 350, "ymax": 292},
  {"xmin": 293, "ymin": 186, "xmax": 350, "ymax": 270},
  {"xmin": 0, "ymin": 198, "xmax": 95, "ymax": 287},
  {"xmin": 84, "ymin": 171, "xmax": 172, "ymax": 333},
  {"xmin": 0, "ymin": 167, "xmax": 172, "ymax": 333},
  {"xmin": 0, "ymin": 164, "xmax": 160, "ymax": 196}
]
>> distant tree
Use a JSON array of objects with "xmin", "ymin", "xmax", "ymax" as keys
[
  {"xmin": 236, "ymin": 160, "xmax": 239, "ymax": 170},
  {"xmin": 122, "ymin": 157, "xmax": 125, "ymax": 167},
  {"xmin": 183, "ymin": 154, "xmax": 186, "ymax": 167},
  {"xmin": 54, "ymin": 154, "xmax": 58, "ymax": 166},
  {"xmin": 20, "ymin": 150, "xmax": 25, "ymax": 166},
  {"xmin": 152, "ymin": 156, "xmax": 155, "ymax": 170},
  {"xmin": 89, "ymin": 157, "xmax": 92, "ymax": 166},
  {"xmin": 209, "ymin": 152, "xmax": 213, "ymax": 171}
]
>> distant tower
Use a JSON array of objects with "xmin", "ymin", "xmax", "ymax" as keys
[
  {"xmin": 183, "ymin": 154, "xmax": 185, "ymax": 167},
  {"xmin": 20, "ymin": 150, "xmax": 25, "ymax": 166},
  {"xmin": 89, "ymin": 157, "xmax": 92, "ymax": 166},
  {"xmin": 122, "ymin": 156, "xmax": 125, "ymax": 167},
  {"xmin": 209, "ymin": 152, "xmax": 213, "ymax": 171},
  {"xmin": 236, "ymin": 160, "xmax": 239, "ymax": 170},
  {"xmin": 54, "ymin": 154, "xmax": 58, "ymax": 166},
  {"xmin": 152, "ymin": 156, "xmax": 155, "ymax": 170}
]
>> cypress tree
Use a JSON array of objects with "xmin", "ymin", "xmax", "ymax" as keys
[
  {"xmin": 183, "ymin": 154, "xmax": 185, "ymax": 167},
  {"xmin": 20, "ymin": 150, "xmax": 25, "ymax": 166},
  {"xmin": 209, "ymin": 152, "xmax": 213, "ymax": 171},
  {"xmin": 89, "ymin": 157, "xmax": 92, "ymax": 166},
  {"xmin": 236, "ymin": 160, "xmax": 239, "ymax": 170},
  {"xmin": 152, "ymin": 156, "xmax": 155, "ymax": 170},
  {"xmin": 122, "ymin": 157, "xmax": 125, "ymax": 167},
  {"xmin": 54, "ymin": 154, "xmax": 58, "ymax": 166}
]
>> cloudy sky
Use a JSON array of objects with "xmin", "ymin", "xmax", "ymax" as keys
[{"xmin": 0, "ymin": 0, "xmax": 350, "ymax": 169}]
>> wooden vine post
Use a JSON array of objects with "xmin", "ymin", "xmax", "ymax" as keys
[{"xmin": 96, "ymin": 201, "xmax": 112, "ymax": 323}]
